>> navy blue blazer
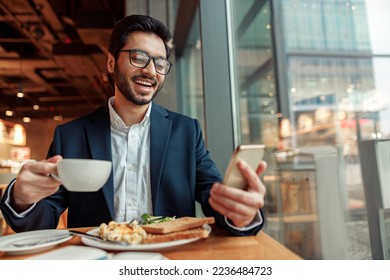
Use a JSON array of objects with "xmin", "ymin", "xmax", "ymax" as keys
[{"xmin": 0, "ymin": 103, "xmax": 263, "ymax": 236}]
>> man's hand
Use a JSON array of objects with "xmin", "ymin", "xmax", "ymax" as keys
[
  {"xmin": 12, "ymin": 155, "xmax": 63, "ymax": 212},
  {"xmin": 208, "ymin": 160, "xmax": 267, "ymax": 228}
]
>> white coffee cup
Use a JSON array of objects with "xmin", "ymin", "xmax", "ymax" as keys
[{"xmin": 51, "ymin": 159, "xmax": 112, "ymax": 192}]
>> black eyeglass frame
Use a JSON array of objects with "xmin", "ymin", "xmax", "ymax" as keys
[{"xmin": 118, "ymin": 48, "xmax": 172, "ymax": 75}]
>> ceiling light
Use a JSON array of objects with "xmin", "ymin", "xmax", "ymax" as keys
[
  {"xmin": 53, "ymin": 115, "xmax": 63, "ymax": 121},
  {"xmin": 23, "ymin": 117, "xmax": 31, "ymax": 123},
  {"xmin": 5, "ymin": 110, "xmax": 14, "ymax": 116},
  {"xmin": 17, "ymin": 79, "xmax": 24, "ymax": 98},
  {"xmin": 33, "ymin": 104, "xmax": 40, "ymax": 110}
]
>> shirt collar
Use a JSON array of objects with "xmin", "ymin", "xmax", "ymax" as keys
[{"xmin": 108, "ymin": 96, "xmax": 152, "ymax": 130}]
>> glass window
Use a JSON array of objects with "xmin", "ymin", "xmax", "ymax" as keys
[
  {"xmin": 177, "ymin": 11, "xmax": 206, "ymax": 133},
  {"xmin": 229, "ymin": 0, "xmax": 390, "ymax": 259},
  {"xmin": 229, "ymin": 0, "xmax": 278, "ymax": 148},
  {"xmin": 279, "ymin": 0, "xmax": 390, "ymax": 260}
]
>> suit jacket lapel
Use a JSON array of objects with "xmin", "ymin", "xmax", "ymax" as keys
[
  {"xmin": 85, "ymin": 106, "xmax": 115, "ymax": 219},
  {"xmin": 150, "ymin": 103, "xmax": 172, "ymax": 210}
]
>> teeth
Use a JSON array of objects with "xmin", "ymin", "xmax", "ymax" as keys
[{"xmin": 135, "ymin": 79, "xmax": 152, "ymax": 87}]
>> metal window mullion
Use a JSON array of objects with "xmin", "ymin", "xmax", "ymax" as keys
[{"xmin": 199, "ymin": 0, "xmax": 235, "ymax": 172}]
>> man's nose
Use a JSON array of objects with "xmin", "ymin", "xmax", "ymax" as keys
[{"xmin": 141, "ymin": 59, "xmax": 157, "ymax": 76}]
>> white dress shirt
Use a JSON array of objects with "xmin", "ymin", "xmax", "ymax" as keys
[{"xmin": 108, "ymin": 97, "xmax": 152, "ymax": 222}]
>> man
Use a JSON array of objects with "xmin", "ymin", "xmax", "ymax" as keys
[{"xmin": 0, "ymin": 15, "xmax": 266, "ymax": 236}]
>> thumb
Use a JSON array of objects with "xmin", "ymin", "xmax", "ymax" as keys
[{"xmin": 46, "ymin": 155, "xmax": 63, "ymax": 163}]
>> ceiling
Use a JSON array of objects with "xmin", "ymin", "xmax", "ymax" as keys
[{"xmin": 0, "ymin": 0, "xmax": 125, "ymax": 122}]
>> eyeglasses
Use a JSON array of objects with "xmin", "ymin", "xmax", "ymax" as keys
[{"xmin": 118, "ymin": 49, "xmax": 172, "ymax": 75}]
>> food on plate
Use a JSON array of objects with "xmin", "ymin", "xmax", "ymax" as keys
[
  {"xmin": 141, "ymin": 216, "xmax": 215, "ymax": 234},
  {"xmin": 141, "ymin": 213, "xmax": 176, "ymax": 224},
  {"xmin": 141, "ymin": 216, "xmax": 215, "ymax": 244},
  {"xmin": 99, "ymin": 220, "xmax": 146, "ymax": 244},
  {"xmin": 143, "ymin": 226, "xmax": 210, "ymax": 244},
  {"xmin": 98, "ymin": 216, "xmax": 215, "ymax": 245}
]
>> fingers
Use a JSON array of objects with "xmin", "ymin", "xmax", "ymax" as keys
[
  {"xmin": 18, "ymin": 159, "xmax": 62, "ymax": 188},
  {"xmin": 208, "ymin": 193, "xmax": 258, "ymax": 227},
  {"xmin": 14, "ymin": 180, "xmax": 60, "ymax": 206},
  {"xmin": 255, "ymin": 160, "xmax": 267, "ymax": 176},
  {"xmin": 237, "ymin": 160, "xmax": 267, "ymax": 196},
  {"xmin": 46, "ymin": 155, "xmax": 63, "ymax": 163},
  {"xmin": 13, "ymin": 157, "xmax": 63, "ymax": 205},
  {"xmin": 21, "ymin": 160, "xmax": 57, "ymax": 177},
  {"xmin": 210, "ymin": 183, "xmax": 264, "ymax": 210},
  {"xmin": 209, "ymin": 160, "xmax": 267, "ymax": 227},
  {"xmin": 209, "ymin": 199, "xmax": 253, "ymax": 227},
  {"xmin": 209, "ymin": 183, "xmax": 265, "ymax": 227}
]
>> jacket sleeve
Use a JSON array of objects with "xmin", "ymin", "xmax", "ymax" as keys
[
  {"xmin": 0, "ymin": 178, "xmax": 67, "ymax": 232},
  {"xmin": 192, "ymin": 119, "xmax": 264, "ymax": 236}
]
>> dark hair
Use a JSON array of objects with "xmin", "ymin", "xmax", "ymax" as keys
[{"xmin": 108, "ymin": 14, "xmax": 172, "ymax": 59}]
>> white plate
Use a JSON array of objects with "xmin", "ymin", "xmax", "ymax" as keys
[
  {"xmin": 27, "ymin": 245, "xmax": 108, "ymax": 260},
  {"xmin": 0, "ymin": 229, "xmax": 72, "ymax": 255},
  {"xmin": 81, "ymin": 224, "xmax": 211, "ymax": 251},
  {"xmin": 28, "ymin": 246, "xmax": 167, "ymax": 260}
]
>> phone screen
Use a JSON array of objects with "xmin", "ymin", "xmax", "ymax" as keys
[{"xmin": 223, "ymin": 144, "xmax": 265, "ymax": 190}]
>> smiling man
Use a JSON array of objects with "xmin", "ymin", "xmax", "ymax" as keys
[{"xmin": 0, "ymin": 15, "xmax": 267, "ymax": 236}]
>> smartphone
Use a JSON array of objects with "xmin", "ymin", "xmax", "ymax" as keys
[{"xmin": 223, "ymin": 144, "xmax": 265, "ymax": 190}]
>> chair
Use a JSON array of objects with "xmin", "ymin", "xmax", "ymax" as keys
[
  {"xmin": 57, "ymin": 208, "xmax": 68, "ymax": 229},
  {"xmin": 379, "ymin": 208, "xmax": 390, "ymax": 259},
  {"xmin": 0, "ymin": 184, "xmax": 7, "ymax": 236}
]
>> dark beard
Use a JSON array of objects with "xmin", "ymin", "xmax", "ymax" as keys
[{"xmin": 114, "ymin": 67, "xmax": 163, "ymax": 106}]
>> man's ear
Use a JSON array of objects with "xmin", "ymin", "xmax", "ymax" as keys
[{"xmin": 107, "ymin": 53, "xmax": 115, "ymax": 73}]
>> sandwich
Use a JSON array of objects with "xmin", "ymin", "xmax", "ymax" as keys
[
  {"xmin": 141, "ymin": 216, "xmax": 215, "ymax": 244},
  {"xmin": 98, "ymin": 216, "xmax": 215, "ymax": 244}
]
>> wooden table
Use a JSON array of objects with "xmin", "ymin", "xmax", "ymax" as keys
[{"xmin": 0, "ymin": 225, "xmax": 302, "ymax": 260}]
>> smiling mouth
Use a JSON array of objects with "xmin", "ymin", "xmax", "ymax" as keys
[{"xmin": 134, "ymin": 78, "xmax": 156, "ymax": 89}]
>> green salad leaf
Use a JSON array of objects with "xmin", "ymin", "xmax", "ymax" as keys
[{"xmin": 141, "ymin": 213, "xmax": 176, "ymax": 225}]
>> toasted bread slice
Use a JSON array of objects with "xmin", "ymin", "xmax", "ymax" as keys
[
  {"xmin": 141, "ymin": 216, "xmax": 215, "ymax": 234},
  {"xmin": 143, "ymin": 227, "xmax": 210, "ymax": 244}
]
